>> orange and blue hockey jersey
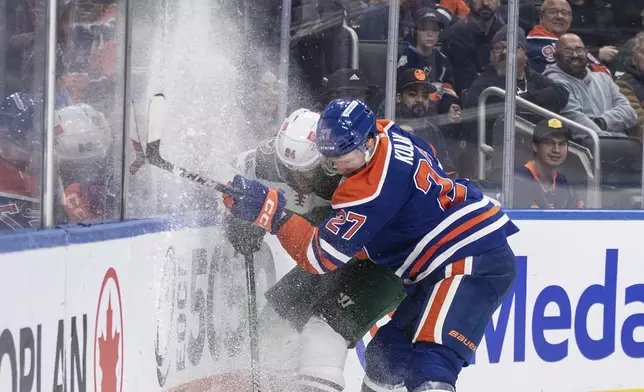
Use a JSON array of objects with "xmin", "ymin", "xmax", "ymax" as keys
[
  {"xmin": 527, "ymin": 25, "xmax": 610, "ymax": 76},
  {"xmin": 276, "ymin": 119, "xmax": 519, "ymax": 285}
]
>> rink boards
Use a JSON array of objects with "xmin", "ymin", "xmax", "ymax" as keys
[{"xmin": 0, "ymin": 210, "xmax": 643, "ymax": 391}]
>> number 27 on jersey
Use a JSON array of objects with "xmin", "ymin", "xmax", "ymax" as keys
[{"xmin": 325, "ymin": 210, "xmax": 367, "ymax": 240}]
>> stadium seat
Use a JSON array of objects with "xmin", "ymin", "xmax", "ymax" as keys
[
  {"xmin": 518, "ymin": 1, "xmax": 542, "ymax": 34},
  {"xmin": 357, "ymin": 40, "xmax": 409, "ymax": 109},
  {"xmin": 597, "ymin": 135, "xmax": 643, "ymax": 208}
]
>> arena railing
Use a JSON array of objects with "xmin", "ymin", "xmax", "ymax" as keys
[{"xmin": 476, "ymin": 86, "xmax": 602, "ymax": 208}]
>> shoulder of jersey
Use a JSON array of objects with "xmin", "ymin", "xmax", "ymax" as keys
[
  {"xmin": 526, "ymin": 27, "xmax": 557, "ymax": 40},
  {"xmin": 258, "ymin": 137, "xmax": 276, "ymax": 155},
  {"xmin": 331, "ymin": 120, "xmax": 412, "ymax": 208},
  {"xmin": 230, "ymin": 149, "xmax": 256, "ymax": 176},
  {"xmin": 385, "ymin": 123, "xmax": 424, "ymax": 172}
]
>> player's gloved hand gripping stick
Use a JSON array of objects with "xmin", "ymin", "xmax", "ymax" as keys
[
  {"xmin": 221, "ymin": 175, "xmax": 288, "ymax": 234},
  {"xmin": 141, "ymin": 94, "xmax": 283, "ymax": 233},
  {"xmin": 142, "ymin": 94, "xmax": 242, "ymax": 198},
  {"xmin": 137, "ymin": 93, "xmax": 264, "ymax": 391}
]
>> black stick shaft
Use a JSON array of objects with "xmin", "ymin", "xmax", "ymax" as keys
[
  {"xmin": 146, "ymin": 140, "xmax": 243, "ymax": 198},
  {"xmin": 244, "ymin": 254, "xmax": 261, "ymax": 392}
]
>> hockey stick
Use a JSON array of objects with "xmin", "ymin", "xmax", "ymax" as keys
[
  {"xmin": 128, "ymin": 99, "xmax": 146, "ymax": 175},
  {"xmin": 144, "ymin": 93, "xmax": 242, "ymax": 198},
  {"xmin": 144, "ymin": 93, "xmax": 261, "ymax": 390},
  {"xmin": 244, "ymin": 253, "xmax": 261, "ymax": 392}
]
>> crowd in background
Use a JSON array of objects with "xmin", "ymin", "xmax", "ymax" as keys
[
  {"xmin": 246, "ymin": 0, "xmax": 644, "ymax": 209},
  {"xmin": 1, "ymin": 0, "xmax": 644, "ymax": 234},
  {"xmin": 0, "ymin": 0, "xmax": 123, "ymax": 231}
]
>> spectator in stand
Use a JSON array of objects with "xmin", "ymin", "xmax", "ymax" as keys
[
  {"xmin": 514, "ymin": 118, "xmax": 584, "ymax": 209},
  {"xmin": 398, "ymin": 6, "xmax": 460, "ymax": 121},
  {"xmin": 544, "ymin": 34, "xmax": 638, "ymax": 140},
  {"xmin": 321, "ymin": 68, "xmax": 370, "ymax": 105},
  {"xmin": 567, "ymin": 0, "xmax": 622, "ymax": 66},
  {"xmin": 615, "ymin": 7, "xmax": 644, "ymax": 74},
  {"xmin": 382, "ymin": 68, "xmax": 458, "ymax": 175},
  {"xmin": 54, "ymin": 104, "xmax": 117, "ymax": 223},
  {"xmin": 526, "ymin": 0, "xmax": 610, "ymax": 75},
  {"xmin": 462, "ymin": 25, "xmax": 568, "ymax": 179},
  {"xmin": 351, "ymin": 0, "xmax": 432, "ymax": 43},
  {"xmin": 464, "ymin": 25, "xmax": 569, "ymax": 116},
  {"xmin": 61, "ymin": 1, "xmax": 119, "ymax": 109},
  {"xmin": 616, "ymin": 32, "xmax": 644, "ymax": 140},
  {"xmin": 440, "ymin": 0, "xmax": 505, "ymax": 97},
  {"xmin": 5, "ymin": 0, "xmax": 71, "ymax": 96},
  {"xmin": 439, "ymin": 0, "xmax": 469, "ymax": 23}
]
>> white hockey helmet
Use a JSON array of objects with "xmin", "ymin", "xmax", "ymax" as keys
[
  {"xmin": 53, "ymin": 104, "xmax": 113, "ymax": 163},
  {"xmin": 275, "ymin": 108, "xmax": 321, "ymax": 173}
]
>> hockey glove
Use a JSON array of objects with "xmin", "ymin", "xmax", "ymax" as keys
[
  {"xmin": 222, "ymin": 175, "xmax": 287, "ymax": 234},
  {"xmin": 224, "ymin": 213, "xmax": 266, "ymax": 256}
]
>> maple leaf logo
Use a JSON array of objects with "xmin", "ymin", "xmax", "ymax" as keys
[
  {"xmin": 94, "ymin": 267, "xmax": 124, "ymax": 392},
  {"xmin": 98, "ymin": 294, "xmax": 120, "ymax": 392}
]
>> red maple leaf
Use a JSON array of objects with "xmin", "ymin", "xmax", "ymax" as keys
[{"xmin": 98, "ymin": 294, "xmax": 120, "ymax": 392}]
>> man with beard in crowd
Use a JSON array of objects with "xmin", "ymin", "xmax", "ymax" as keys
[
  {"xmin": 380, "ymin": 68, "xmax": 458, "ymax": 175},
  {"xmin": 567, "ymin": 0, "xmax": 622, "ymax": 66},
  {"xmin": 526, "ymin": 0, "xmax": 611, "ymax": 74},
  {"xmin": 398, "ymin": 7, "xmax": 461, "ymax": 122},
  {"xmin": 440, "ymin": 0, "xmax": 505, "ymax": 96},
  {"xmin": 544, "ymin": 34, "xmax": 637, "ymax": 139}
]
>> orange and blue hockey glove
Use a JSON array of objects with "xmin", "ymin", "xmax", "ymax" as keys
[{"xmin": 222, "ymin": 175, "xmax": 287, "ymax": 234}]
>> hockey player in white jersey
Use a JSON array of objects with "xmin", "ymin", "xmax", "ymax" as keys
[
  {"xmin": 229, "ymin": 108, "xmax": 338, "ymax": 222},
  {"xmin": 225, "ymin": 108, "xmax": 405, "ymax": 392}
]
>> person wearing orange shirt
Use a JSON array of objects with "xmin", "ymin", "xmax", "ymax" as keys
[
  {"xmin": 439, "ymin": 0, "xmax": 469, "ymax": 22},
  {"xmin": 514, "ymin": 118, "xmax": 584, "ymax": 209}
]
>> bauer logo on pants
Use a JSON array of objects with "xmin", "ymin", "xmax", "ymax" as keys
[{"xmin": 94, "ymin": 267, "xmax": 124, "ymax": 392}]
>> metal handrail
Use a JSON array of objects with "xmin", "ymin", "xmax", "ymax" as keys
[
  {"xmin": 477, "ymin": 86, "xmax": 602, "ymax": 208},
  {"xmin": 342, "ymin": 20, "xmax": 359, "ymax": 69}
]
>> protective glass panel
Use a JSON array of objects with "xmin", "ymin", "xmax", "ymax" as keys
[
  {"xmin": 499, "ymin": 0, "xmax": 643, "ymax": 210},
  {"xmin": 53, "ymin": 0, "xmax": 125, "ymax": 224},
  {"xmin": 0, "ymin": 0, "xmax": 47, "ymax": 232},
  {"xmin": 126, "ymin": 0, "xmax": 258, "ymax": 217}
]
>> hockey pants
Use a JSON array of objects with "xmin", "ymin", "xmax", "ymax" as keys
[
  {"xmin": 362, "ymin": 242, "xmax": 517, "ymax": 391},
  {"xmin": 258, "ymin": 305, "xmax": 349, "ymax": 392}
]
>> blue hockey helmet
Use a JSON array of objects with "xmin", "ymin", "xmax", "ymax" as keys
[{"xmin": 315, "ymin": 98, "xmax": 377, "ymax": 158}]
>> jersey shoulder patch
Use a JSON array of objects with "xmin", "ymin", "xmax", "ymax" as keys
[
  {"xmin": 331, "ymin": 121, "xmax": 401, "ymax": 209},
  {"xmin": 258, "ymin": 137, "xmax": 276, "ymax": 155},
  {"xmin": 398, "ymin": 55, "xmax": 408, "ymax": 68},
  {"xmin": 541, "ymin": 44, "xmax": 556, "ymax": 62}
]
